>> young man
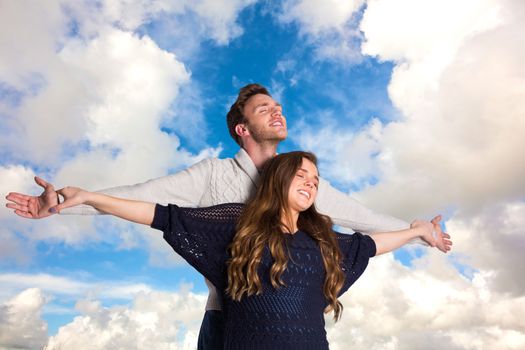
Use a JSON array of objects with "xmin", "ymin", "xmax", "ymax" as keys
[{"xmin": 6, "ymin": 84, "xmax": 451, "ymax": 349}]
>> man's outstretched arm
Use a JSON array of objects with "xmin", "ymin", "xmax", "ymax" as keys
[
  {"xmin": 315, "ymin": 177, "xmax": 451, "ymax": 253},
  {"xmin": 5, "ymin": 158, "xmax": 212, "ymax": 218}
]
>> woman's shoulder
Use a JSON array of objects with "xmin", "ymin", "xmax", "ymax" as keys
[
  {"xmin": 335, "ymin": 231, "xmax": 376, "ymax": 258},
  {"xmin": 174, "ymin": 202, "xmax": 245, "ymax": 223}
]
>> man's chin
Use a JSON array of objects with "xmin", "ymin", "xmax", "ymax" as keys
[{"xmin": 274, "ymin": 131, "xmax": 288, "ymax": 141}]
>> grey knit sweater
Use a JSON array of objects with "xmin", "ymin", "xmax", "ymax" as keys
[{"xmin": 62, "ymin": 148, "xmax": 410, "ymax": 310}]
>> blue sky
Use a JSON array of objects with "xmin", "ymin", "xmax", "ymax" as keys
[{"xmin": 1, "ymin": 1, "xmax": 524, "ymax": 349}]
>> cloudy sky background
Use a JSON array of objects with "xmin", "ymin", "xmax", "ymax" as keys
[{"xmin": 1, "ymin": 0, "xmax": 524, "ymax": 349}]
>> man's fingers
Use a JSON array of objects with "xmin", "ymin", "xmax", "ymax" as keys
[
  {"xmin": 35, "ymin": 176, "xmax": 54, "ymax": 191},
  {"xmin": 14, "ymin": 209, "xmax": 34, "ymax": 219},
  {"xmin": 34, "ymin": 176, "xmax": 48, "ymax": 188},
  {"xmin": 6, "ymin": 202, "xmax": 29, "ymax": 212},
  {"xmin": 6, "ymin": 192, "xmax": 31, "ymax": 205},
  {"xmin": 431, "ymin": 214, "xmax": 442, "ymax": 224}
]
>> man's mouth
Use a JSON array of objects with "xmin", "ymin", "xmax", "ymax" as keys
[{"xmin": 270, "ymin": 120, "xmax": 284, "ymax": 127}]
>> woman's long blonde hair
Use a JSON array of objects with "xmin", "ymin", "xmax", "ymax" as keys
[{"xmin": 226, "ymin": 151, "xmax": 346, "ymax": 320}]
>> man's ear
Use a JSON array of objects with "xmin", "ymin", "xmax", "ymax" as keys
[{"xmin": 235, "ymin": 124, "xmax": 250, "ymax": 138}]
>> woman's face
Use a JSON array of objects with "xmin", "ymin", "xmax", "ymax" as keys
[{"xmin": 287, "ymin": 157, "xmax": 319, "ymax": 214}]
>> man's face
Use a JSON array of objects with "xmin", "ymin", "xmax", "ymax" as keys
[{"xmin": 241, "ymin": 94, "xmax": 287, "ymax": 143}]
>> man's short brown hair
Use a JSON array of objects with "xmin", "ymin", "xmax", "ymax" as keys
[{"xmin": 226, "ymin": 84, "xmax": 271, "ymax": 145}]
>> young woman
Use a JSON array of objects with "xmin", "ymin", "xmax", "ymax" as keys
[{"xmin": 51, "ymin": 151, "xmax": 438, "ymax": 349}]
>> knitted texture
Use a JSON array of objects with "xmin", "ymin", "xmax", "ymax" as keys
[{"xmin": 151, "ymin": 203, "xmax": 376, "ymax": 349}]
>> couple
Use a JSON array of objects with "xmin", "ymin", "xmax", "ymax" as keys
[{"xmin": 6, "ymin": 84, "xmax": 452, "ymax": 349}]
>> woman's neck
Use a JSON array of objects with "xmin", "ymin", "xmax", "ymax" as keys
[{"xmin": 281, "ymin": 210, "xmax": 299, "ymax": 234}]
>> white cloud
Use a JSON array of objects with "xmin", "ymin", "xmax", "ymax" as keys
[
  {"xmin": 277, "ymin": 0, "xmax": 365, "ymax": 62},
  {"xmin": 2, "ymin": 254, "xmax": 524, "ymax": 350},
  {"xmin": 46, "ymin": 289, "xmax": 205, "ymax": 350},
  {"xmin": 280, "ymin": 0, "xmax": 364, "ymax": 35},
  {"xmin": 361, "ymin": 0, "xmax": 502, "ymax": 63},
  {"xmin": 0, "ymin": 272, "xmax": 153, "ymax": 302},
  {"xmin": 60, "ymin": 0, "xmax": 253, "ymax": 45},
  {"xmin": 293, "ymin": 0, "xmax": 524, "ymax": 219},
  {"xmin": 0, "ymin": 0, "xmax": 251, "ymax": 172},
  {"xmin": 290, "ymin": 3, "xmax": 525, "ymax": 345},
  {"xmin": 0, "ymin": 288, "xmax": 48, "ymax": 350},
  {"xmin": 190, "ymin": 0, "xmax": 257, "ymax": 44},
  {"xmin": 51, "ymin": 28, "xmax": 192, "ymax": 187},
  {"xmin": 1, "ymin": 0, "xmax": 231, "ymax": 253},
  {"xmin": 292, "ymin": 117, "xmax": 383, "ymax": 185},
  {"xmin": 0, "ymin": 0, "xmax": 66, "ymax": 90},
  {"xmin": 353, "ymin": 0, "xmax": 525, "ymax": 219},
  {"xmin": 326, "ymin": 252, "xmax": 525, "ymax": 349},
  {"xmin": 0, "ymin": 285, "xmax": 206, "ymax": 350},
  {"xmin": 446, "ymin": 201, "xmax": 525, "ymax": 296}
]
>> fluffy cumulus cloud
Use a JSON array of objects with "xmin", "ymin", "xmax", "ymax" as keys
[
  {"xmin": 447, "ymin": 201, "xmax": 525, "ymax": 296},
  {"xmin": 326, "ymin": 254, "xmax": 525, "ymax": 350},
  {"xmin": 279, "ymin": 0, "xmax": 364, "ymax": 35},
  {"xmin": 189, "ymin": 0, "xmax": 257, "ymax": 44},
  {"xmin": 293, "ymin": 117, "xmax": 383, "ymax": 186},
  {"xmin": 0, "ymin": 1, "xmax": 255, "ymax": 345},
  {"xmin": 0, "ymin": 0, "xmax": 247, "ymax": 258},
  {"xmin": 0, "ymin": 285, "xmax": 206, "ymax": 350},
  {"xmin": 57, "ymin": 0, "xmax": 253, "ymax": 45},
  {"xmin": 292, "ymin": 1, "xmax": 525, "ymax": 346},
  {"xmin": 45, "ymin": 290, "xmax": 205, "ymax": 349},
  {"xmin": 353, "ymin": 0, "xmax": 524, "ymax": 218},
  {"xmin": 277, "ymin": 0, "xmax": 365, "ymax": 62},
  {"xmin": 0, "ymin": 0, "xmax": 255, "ymax": 181},
  {"xmin": 7, "ymin": 256, "xmax": 522, "ymax": 350},
  {"xmin": 0, "ymin": 288, "xmax": 48, "ymax": 349},
  {"xmin": 294, "ymin": 0, "xmax": 525, "ymax": 219}
]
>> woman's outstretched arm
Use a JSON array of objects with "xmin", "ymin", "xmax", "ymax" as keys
[
  {"xmin": 50, "ymin": 187, "xmax": 155, "ymax": 226},
  {"xmin": 370, "ymin": 220, "xmax": 436, "ymax": 256}
]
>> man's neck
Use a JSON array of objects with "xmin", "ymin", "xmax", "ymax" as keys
[{"xmin": 242, "ymin": 141, "xmax": 278, "ymax": 170}]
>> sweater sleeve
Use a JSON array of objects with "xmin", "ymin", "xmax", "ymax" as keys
[
  {"xmin": 315, "ymin": 177, "xmax": 410, "ymax": 234},
  {"xmin": 151, "ymin": 202, "xmax": 244, "ymax": 291},
  {"xmin": 336, "ymin": 232, "xmax": 376, "ymax": 296},
  {"xmin": 60, "ymin": 158, "xmax": 213, "ymax": 215}
]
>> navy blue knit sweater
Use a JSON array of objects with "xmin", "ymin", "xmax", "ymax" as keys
[{"xmin": 151, "ymin": 203, "xmax": 376, "ymax": 349}]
